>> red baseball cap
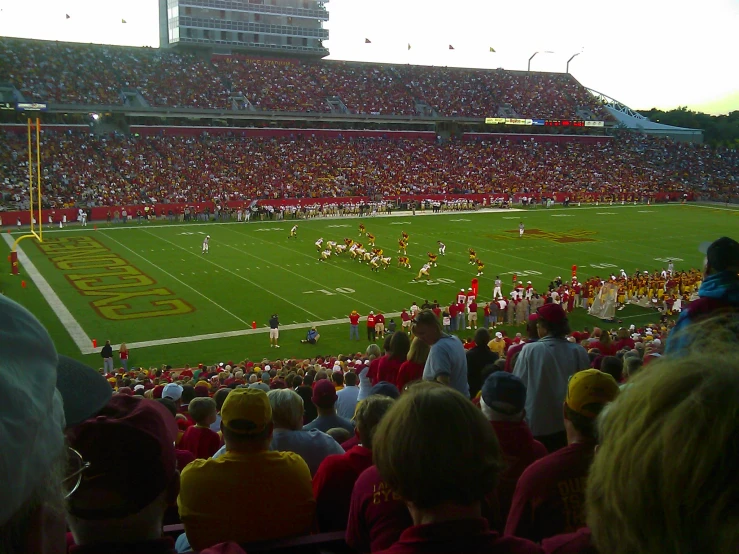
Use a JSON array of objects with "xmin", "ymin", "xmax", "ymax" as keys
[
  {"xmin": 537, "ymin": 303, "xmax": 567, "ymax": 323},
  {"xmin": 312, "ymin": 379, "xmax": 338, "ymax": 408},
  {"xmin": 66, "ymin": 395, "xmax": 178, "ymax": 520}
]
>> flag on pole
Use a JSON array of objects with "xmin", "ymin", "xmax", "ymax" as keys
[
  {"xmin": 65, "ymin": 14, "xmax": 71, "ymax": 19},
  {"xmin": 449, "ymin": 45, "xmax": 455, "ymax": 50},
  {"xmin": 489, "ymin": 47, "xmax": 496, "ymax": 53},
  {"xmin": 365, "ymin": 38, "xmax": 371, "ymax": 43},
  {"xmin": 121, "ymin": 19, "xmax": 127, "ymax": 23},
  {"xmin": 408, "ymin": 43, "xmax": 411, "ymax": 50}
]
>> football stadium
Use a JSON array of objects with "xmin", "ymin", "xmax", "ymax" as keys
[{"xmin": 1, "ymin": 1, "xmax": 738, "ymax": 553}]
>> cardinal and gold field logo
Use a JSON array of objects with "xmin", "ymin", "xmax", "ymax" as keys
[{"xmin": 488, "ymin": 229, "xmax": 599, "ymax": 243}]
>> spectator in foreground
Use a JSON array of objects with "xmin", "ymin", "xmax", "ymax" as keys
[
  {"xmin": 666, "ymin": 236, "xmax": 739, "ymax": 354},
  {"xmin": 586, "ymin": 349, "xmax": 739, "ymax": 554},
  {"xmin": 179, "ymin": 397, "xmax": 221, "ymax": 459},
  {"xmin": 466, "ymin": 328, "xmax": 499, "ymax": 399},
  {"xmin": 303, "ymin": 379, "xmax": 355, "ymax": 434},
  {"xmin": 372, "ymin": 383, "xmax": 542, "ymax": 554},
  {"xmin": 479, "ymin": 372, "xmax": 547, "ymax": 531},
  {"xmin": 506, "ymin": 369, "xmax": 619, "ymax": 543},
  {"xmin": 505, "ymin": 314, "xmax": 540, "ymax": 373},
  {"xmin": 377, "ymin": 331, "xmax": 412, "ymax": 386},
  {"xmin": 65, "ymin": 395, "xmax": 180, "ymax": 551},
  {"xmin": 313, "ymin": 395, "xmax": 395, "ymax": 531},
  {"xmin": 414, "ymin": 310, "xmax": 470, "ymax": 397},
  {"xmin": 232, "ymin": 388, "xmax": 344, "ymax": 476},
  {"xmin": 396, "ymin": 336, "xmax": 430, "ymax": 392},
  {"xmin": 0, "ymin": 295, "xmax": 110, "ymax": 554},
  {"xmin": 336, "ymin": 371, "xmax": 360, "ymax": 419},
  {"xmin": 178, "ymin": 389, "xmax": 315, "ymax": 550},
  {"xmin": 156, "ymin": 397, "xmax": 196, "ymax": 471},
  {"xmin": 513, "ymin": 303, "xmax": 589, "ymax": 452}
]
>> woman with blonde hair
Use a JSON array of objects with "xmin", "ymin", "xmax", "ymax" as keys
[
  {"xmin": 586, "ymin": 347, "xmax": 739, "ymax": 554},
  {"xmin": 118, "ymin": 342, "xmax": 129, "ymax": 371},
  {"xmin": 396, "ymin": 336, "xmax": 430, "ymax": 391}
]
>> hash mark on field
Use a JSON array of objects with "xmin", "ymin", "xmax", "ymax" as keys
[{"xmin": 597, "ymin": 212, "xmax": 616, "ymax": 215}]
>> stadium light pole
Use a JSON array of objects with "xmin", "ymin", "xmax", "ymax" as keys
[
  {"xmin": 528, "ymin": 52, "xmax": 539, "ymax": 72},
  {"xmin": 566, "ymin": 52, "xmax": 581, "ymax": 73},
  {"xmin": 528, "ymin": 50, "xmax": 554, "ymax": 72}
]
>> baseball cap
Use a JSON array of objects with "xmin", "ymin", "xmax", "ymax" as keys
[
  {"xmin": 369, "ymin": 381, "xmax": 400, "ymax": 399},
  {"xmin": 312, "ymin": 379, "xmax": 339, "ymax": 407},
  {"xmin": 65, "ymin": 395, "xmax": 178, "ymax": 520},
  {"xmin": 481, "ymin": 372, "xmax": 526, "ymax": 415},
  {"xmin": 537, "ymin": 303, "xmax": 567, "ymax": 323},
  {"xmin": 495, "ymin": 331, "xmax": 503, "ymax": 338},
  {"xmin": 699, "ymin": 237, "xmax": 739, "ymax": 272},
  {"xmin": 162, "ymin": 383, "xmax": 183, "ymax": 401},
  {"xmin": 0, "ymin": 294, "xmax": 110, "ymax": 525},
  {"xmin": 221, "ymin": 388, "xmax": 272, "ymax": 435},
  {"xmin": 565, "ymin": 369, "xmax": 620, "ymax": 418}
]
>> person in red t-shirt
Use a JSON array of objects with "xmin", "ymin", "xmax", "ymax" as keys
[
  {"xmin": 400, "ymin": 309, "xmax": 412, "ymax": 334},
  {"xmin": 448, "ymin": 303, "xmax": 459, "ymax": 332},
  {"xmin": 179, "ymin": 397, "xmax": 221, "ymax": 459},
  {"xmin": 612, "ymin": 328, "xmax": 636, "ymax": 352},
  {"xmin": 367, "ymin": 312, "xmax": 378, "ymax": 342},
  {"xmin": 349, "ymin": 310, "xmax": 361, "ymax": 341},
  {"xmin": 396, "ymin": 337, "xmax": 430, "ymax": 392},
  {"xmin": 313, "ymin": 396, "xmax": 396, "ymax": 531},
  {"xmin": 479, "ymin": 372, "xmax": 547, "ymax": 531},
  {"xmin": 377, "ymin": 332, "xmax": 411, "ymax": 386},
  {"xmin": 347, "ymin": 464, "xmax": 414, "ymax": 553},
  {"xmin": 506, "ymin": 370, "xmax": 619, "ymax": 543},
  {"xmin": 375, "ymin": 312, "xmax": 386, "ymax": 339},
  {"xmin": 372, "ymin": 384, "xmax": 542, "ymax": 554}
]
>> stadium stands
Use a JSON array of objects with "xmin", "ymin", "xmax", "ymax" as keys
[
  {"xmin": 1, "ymin": 37, "xmax": 610, "ymax": 118},
  {"xmin": 1, "ymin": 130, "xmax": 735, "ymax": 212}
]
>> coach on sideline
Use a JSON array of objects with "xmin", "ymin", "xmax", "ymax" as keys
[{"xmin": 0, "ymin": 295, "xmax": 111, "ymax": 554}]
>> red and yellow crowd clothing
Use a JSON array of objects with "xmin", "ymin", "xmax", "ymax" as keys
[
  {"xmin": 178, "ymin": 450, "xmax": 314, "ymax": 550},
  {"xmin": 505, "ymin": 442, "xmax": 595, "ymax": 543},
  {"xmin": 179, "ymin": 426, "xmax": 222, "ymax": 460}
]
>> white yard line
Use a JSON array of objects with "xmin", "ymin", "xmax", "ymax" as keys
[
  {"xmin": 101, "ymin": 232, "xmax": 250, "ymax": 328},
  {"xmin": 140, "ymin": 229, "xmax": 322, "ymax": 320},
  {"xmin": 98, "ymin": 312, "xmax": 404, "ymax": 352},
  {"xmin": 220, "ymin": 242, "xmax": 383, "ymax": 313},
  {"xmin": 2, "ymin": 234, "xmax": 92, "ymax": 352}
]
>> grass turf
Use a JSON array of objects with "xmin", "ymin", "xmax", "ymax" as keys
[{"xmin": 2, "ymin": 202, "xmax": 737, "ymax": 369}]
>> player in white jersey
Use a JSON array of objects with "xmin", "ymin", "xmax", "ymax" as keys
[
  {"xmin": 319, "ymin": 249, "xmax": 332, "ymax": 261},
  {"xmin": 327, "ymin": 240, "xmax": 337, "ymax": 251},
  {"xmin": 202, "ymin": 235, "xmax": 210, "ymax": 254},
  {"xmin": 369, "ymin": 256, "xmax": 380, "ymax": 272},
  {"xmin": 289, "ymin": 225, "xmax": 298, "ymax": 239},
  {"xmin": 315, "ymin": 237, "xmax": 324, "ymax": 251},
  {"xmin": 381, "ymin": 256, "xmax": 391, "ymax": 269},
  {"xmin": 519, "ymin": 221, "xmax": 525, "ymax": 237},
  {"xmin": 349, "ymin": 243, "xmax": 360, "ymax": 259},
  {"xmin": 437, "ymin": 241, "xmax": 446, "ymax": 256},
  {"xmin": 620, "ymin": 268, "xmax": 628, "ymax": 280},
  {"xmin": 457, "ymin": 289, "xmax": 467, "ymax": 304},
  {"xmin": 335, "ymin": 244, "xmax": 347, "ymax": 254},
  {"xmin": 493, "ymin": 277, "xmax": 503, "ymax": 300},
  {"xmin": 414, "ymin": 264, "xmax": 431, "ymax": 281},
  {"xmin": 667, "ymin": 260, "xmax": 674, "ymax": 275}
]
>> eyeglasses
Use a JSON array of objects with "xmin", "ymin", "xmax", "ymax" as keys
[{"xmin": 62, "ymin": 447, "xmax": 91, "ymax": 499}]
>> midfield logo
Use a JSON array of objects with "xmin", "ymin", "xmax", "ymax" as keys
[{"xmin": 489, "ymin": 228, "xmax": 598, "ymax": 244}]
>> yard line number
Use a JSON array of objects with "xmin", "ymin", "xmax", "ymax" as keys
[{"xmin": 303, "ymin": 287, "xmax": 356, "ymax": 295}]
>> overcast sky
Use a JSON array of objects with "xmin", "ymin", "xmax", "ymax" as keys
[{"xmin": 0, "ymin": 0, "xmax": 737, "ymax": 114}]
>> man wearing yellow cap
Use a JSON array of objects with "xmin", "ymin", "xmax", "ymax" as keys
[
  {"xmin": 506, "ymin": 369, "xmax": 619, "ymax": 544},
  {"xmin": 178, "ymin": 388, "xmax": 315, "ymax": 550}
]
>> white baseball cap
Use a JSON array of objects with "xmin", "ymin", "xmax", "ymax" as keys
[
  {"xmin": 162, "ymin": 383, "xmax": 183, "ymax": 401},
  {"xmin": 0, "ymin": 295, "xmax": 110, "ymax": 525},
  {"xmin": 495, "ymin": 332, "xmax": 503, "ymax": 338}
]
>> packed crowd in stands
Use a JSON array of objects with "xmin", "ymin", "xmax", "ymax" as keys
[
  {"xmin": 1, "ymin": 130, "xmax": 736, "ymax": 211},
  {"xmin": 2, "ymin": 235, "xmax": 738, "ymax": 554},
  {"xmin": 0, "ymin": 37, "xmax": 611, "ymax": 118}
]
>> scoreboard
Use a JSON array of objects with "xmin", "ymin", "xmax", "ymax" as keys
[{"xmin": 485, "ymin": 117, "xmax": 604, "ymax": 127}]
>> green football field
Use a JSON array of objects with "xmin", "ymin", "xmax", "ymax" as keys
[{"xmin": 2, "ymin": 202, "xmax": 737, "ymax": 370}]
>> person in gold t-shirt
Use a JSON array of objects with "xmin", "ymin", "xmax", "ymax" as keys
[{"xmin": 178, "ymin": 388, "xmax": 315, "ymax": 551}]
